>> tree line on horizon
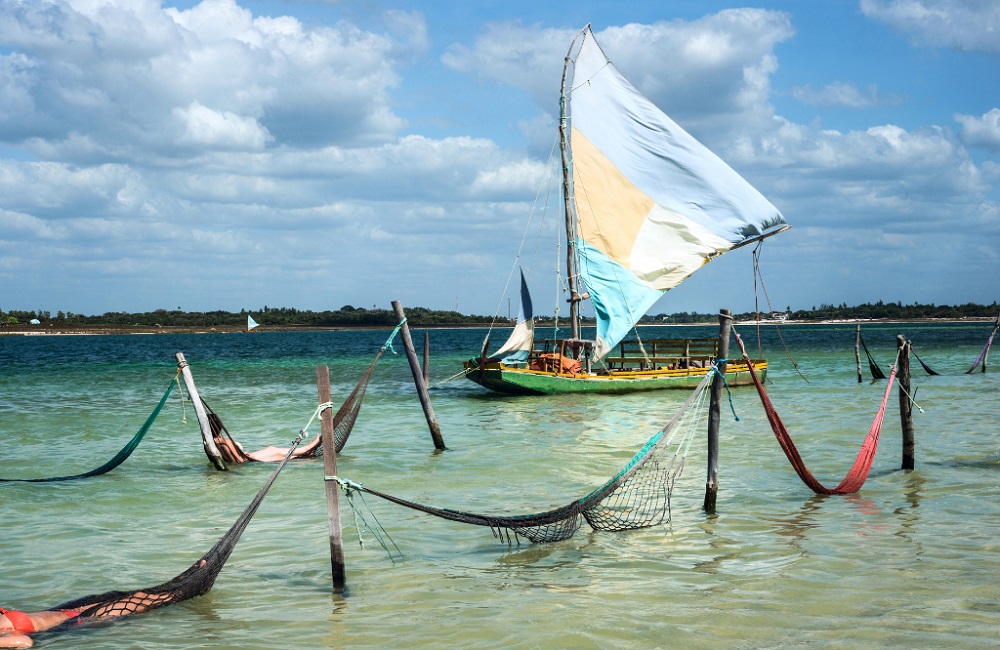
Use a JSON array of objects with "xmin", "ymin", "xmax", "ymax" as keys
[{"xmin": 1, "ymin": 300, "xmax": 997, "ymax": 329}]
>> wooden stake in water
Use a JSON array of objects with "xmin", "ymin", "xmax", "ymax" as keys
[
  {"xmin": 423, "ymin": 332, "xmax": 430, "ymax": 385},
  {"xmin": 391, "ymin": 300, "xmax": 446, "ymax": 450},
  {"xmin": 175, "ymin": 352, "xmax": 227, "ymax": 471},
  {"xmin": 855, "ymin": 325, "xmax": 863, "ymax": 384},
  {"xmin": 704, "ymin": 309, "xmax": 732, "ymax": 514},
  {"xmin": 317, "ymin": 365, "xmax": 346, "ymax": 592},
  {"xmin": 897, "ymin": 335, "xmax": 915, "ymax": 470},
  {"xmin": 984, "ymin": 314, "xmax": 999, "ymax": 374}
]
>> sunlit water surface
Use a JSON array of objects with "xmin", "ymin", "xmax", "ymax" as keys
[{"xmin": 1, "ymin": 322, "xmax": 998, "ymax": 649}]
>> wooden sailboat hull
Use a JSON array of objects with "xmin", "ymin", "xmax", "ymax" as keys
[{"xmin": 463, "ymin": 359, "xmax": 766, "ymax": 395}]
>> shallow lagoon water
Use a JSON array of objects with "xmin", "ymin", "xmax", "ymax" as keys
[{"xmin": 1, "ymin": 322, "xmax": 998, "ymax": 649}]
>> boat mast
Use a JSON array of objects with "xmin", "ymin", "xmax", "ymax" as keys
[{"xmin": 560, "ymin": 27, "xmax": 588, "ymax": 342}]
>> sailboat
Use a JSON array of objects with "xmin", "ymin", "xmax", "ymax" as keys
[
  {"xmin": 465, "ymin": 25, "xmax": 789, "ymax": 395},
  {"xmin": 246, "ymin": 315, "xmax": 260, "ymax": 333}
]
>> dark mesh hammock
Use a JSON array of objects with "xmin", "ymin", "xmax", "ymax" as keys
[
  {"xmin": 965, "ymin": 317, "xmax": 999, "ymax": 374},
  {"xmin": 0, "ymin": 379, "xmax": 176, "ymax": 483},
  {"xmin": 332, "ymin": 370, "xmax": 713, "ymax": 544},
  {"xmin": 859, "ymin": 334, "xmax": 886, "ymax": 380},
  {"xmin": 913, "ymin": 348, "xmax": 940, "ymax": 376},
  {"xmin": 46, "ymin": 432, "xmax": 304, "ymax": 631},
  {"xmin": 201, "ymin": 348, "xmax": 384, "ymax": 467},
  {"xmin": 202, "ymin": 397, "xmax": 323, "ymax": 464}
]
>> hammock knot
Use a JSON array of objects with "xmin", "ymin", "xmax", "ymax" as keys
[
  {"xmin": 709, "ymin": 358, "xmax": 740, "ymax": 421},
  {"xmin": 326, "ymin": 475, "xmax": 363, "ymax": 494}
]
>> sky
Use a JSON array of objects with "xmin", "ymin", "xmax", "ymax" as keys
[{"xmin": 0, "ymin": 0, "xmax": 998, "ymax": 319}]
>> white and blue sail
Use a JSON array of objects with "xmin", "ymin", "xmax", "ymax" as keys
[
  {"xmin": 568, "ymin": 27, "xmax": 788, "ymax": 358},
  {"xmin": 491, "ymin": 268, "xmax": 535, "ymax": 363},
  {"xmin": 247, "ymin": 315, "xmax": 259, "ymax": 331}
]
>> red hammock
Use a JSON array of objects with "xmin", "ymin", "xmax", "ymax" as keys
[{"xmin": 735, "ymin": 334, "xmax": 897, "ymax": 495}]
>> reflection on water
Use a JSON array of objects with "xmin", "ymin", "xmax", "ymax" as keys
[{"xmin": 2, "ymin": 322, "xmax": 999, "ymax": 648}]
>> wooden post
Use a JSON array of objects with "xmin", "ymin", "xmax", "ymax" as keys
[
  {"xmin": 984, "ymin": 315, "xmax": 999, "ymax": 374},
  {"xmin": 423, "ymin": 332, "xmax": 430, "ymax": 385},
  {"xmin": 477, "ymin": 336, "xmax": 490, "ymax": 383},
  {"xmin": 897, "ymin": 335, "xmax": 915, "ymax": 470},
  {"xmin": 318, "ymin": 365, "xmax": 346, "ymax": 593},
  {"xmin": 855, "ymin": 325, "xmax": 863, "ymax": 383},
  {"xmin": 704, "ymin": 309, "xmax": 732, "ymax": 514},
  {"xmin": 391, "ymin": 300, "xmax": 447, "ymax": 450},
  {"xmin": 175, "ymin": 352, "xmax": 227, "ymax": 471}
]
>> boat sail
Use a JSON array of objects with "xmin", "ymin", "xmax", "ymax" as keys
[
  {"xmin": 246, "ymin": 315, "xmax": 260, "ymax": 332},
  {"xmin": 466, "ymin": 25, "xmax": 789, "ymax": 395},
  {"xmin": 490, "ymin": 268, "xmax": 534, "ymax": 363}
]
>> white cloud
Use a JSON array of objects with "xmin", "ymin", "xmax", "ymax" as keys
[
  {"xmin": 173, "ymin": 101, "xmax": 272, "ymax": 150},
  {"xmin": 956, "ymin": 108, "xmax": 1000, "ymax": 151},
  {"xmin": 792, "ymin": 82, "xmax": 905, "ymax": 109},
  {"xmin": 0, "ymin": 0, "xmax": 411, "ymax": 160},
  {"xmin": 0, "ymin": 3, "xmax": 996, "ymax": 316},
  {"xmin": 861, "ymin": 0, "xmax": 1000, "ymax": 53},
  {"xmin": 443, "ymin": 10, "xmax": 795, "ymax": 136}
]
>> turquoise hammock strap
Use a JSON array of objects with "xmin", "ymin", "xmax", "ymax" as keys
[
  {"xmin": 381, "ymin": 318, "xmax": 406, "ymax": 354},
  {"xmin": 711, "ymin": 358, "xmax": 741, "ymax": 422},
  {"xmin": 0, "ymin": 379, "xmax": 176, "ymax": 483}
]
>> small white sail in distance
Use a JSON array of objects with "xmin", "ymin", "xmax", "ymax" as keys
[{"xmin": 247, "ymin": 315, "xmax": 259, "ymax": 331}]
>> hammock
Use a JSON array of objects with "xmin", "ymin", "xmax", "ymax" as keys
[
  {"xmin": 200, "ymin": 325, "xmax": 400, "ymax": 468},
  {"xmin": 913, "ymin": 349, "xmax": 939, "ymax": 376},
  {"xmin": 47, "ymin": 431, "xmax": 305, "ymax": 630},
  {"xmin": 0, "ymin": 380, "xmax": 175, "ymax": 483},
  {"xmin": 201, "ymin": 348, "xmax": 386, "ymax": 467},
  {"xmin": 331, "ymin": 370, "xmax": 714, "ymax": 544},
  {"xmin": 965, "ymin": 318, "xmax": 999, "ymax": 374},
  {"xmin": 736, "ymin": 334, "xmax": 896, "ymax": 495},
  {"xmin": 203, "ymin": 397, "xmax": 322, "ymax": 464},
  {"xmin": 859, "ymin": 334, "xmax": 886, "ymax": 380}
]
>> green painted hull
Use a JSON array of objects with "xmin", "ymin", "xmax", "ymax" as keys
[{"xmin": 464, "ymin": 362, "xmax": 765, "ymax": 396}]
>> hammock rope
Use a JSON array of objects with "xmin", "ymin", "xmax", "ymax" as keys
[
  {"xmin": 0, "ymin": 377, "xmax": 177, "ymax": 483},
  {"xmin": 327, "ymin": 368, "xmax": 717, "ymax": 544},
  {"xmin": 48, "ymin": 431, "xmax": 306, "ymax": 629},
  {"xmin": 735, "ymin": 333, "xmax": 897, "ymax": 495}
]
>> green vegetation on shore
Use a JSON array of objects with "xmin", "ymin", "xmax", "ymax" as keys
[{"xmin": 1, "ymin": 300, "xmax": 997, "ymax": 330}]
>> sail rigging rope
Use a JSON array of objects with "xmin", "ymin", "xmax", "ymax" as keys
[
  {"xmin": 751, "ymin": 242, "xmax": 808, "ymax": 383},
  {"xmin": 482, "ymin": 135, "xmax": 560, "ymax": 349},
  {"xmin": 326, "ymin": 367, "xmax": 719, "ymax": 545},
  {"xmin": 1, "ymin": 375, "xmax": 178, "ymax": 483},
  {"xmin": 734, "ymin": 333, "xmax": 897, "ymax": 495}
]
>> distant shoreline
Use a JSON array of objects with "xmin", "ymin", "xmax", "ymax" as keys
[{"xmin": 1, "ymin": 316, "xmax": 995, "ymax": 337}]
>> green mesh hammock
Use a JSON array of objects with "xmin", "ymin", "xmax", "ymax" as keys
[
  {"xmin": 0, "ymin": 379, "xmax": 175, "ymax": 483},
  {"xmin": 331, "ymin": 370, "xmax": 714, "ymax": 544}
]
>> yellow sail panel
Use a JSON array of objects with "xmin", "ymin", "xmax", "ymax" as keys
[
  {"xmin": 571, "ymin": 125, "xmax": 654, "ymax": 269},
  {"xmin": 573, "ymin": 124, "xmax": 732, "ymax": 292}
]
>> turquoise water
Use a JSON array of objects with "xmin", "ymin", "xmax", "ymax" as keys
[{"xmin": 1, "ymin": 322, "xmax": 998, "ymax": 649}]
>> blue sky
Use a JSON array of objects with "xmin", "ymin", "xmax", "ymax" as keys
[{"xmin": 0, "ymin": 0, "xmax": 997, "ymax": 319}]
